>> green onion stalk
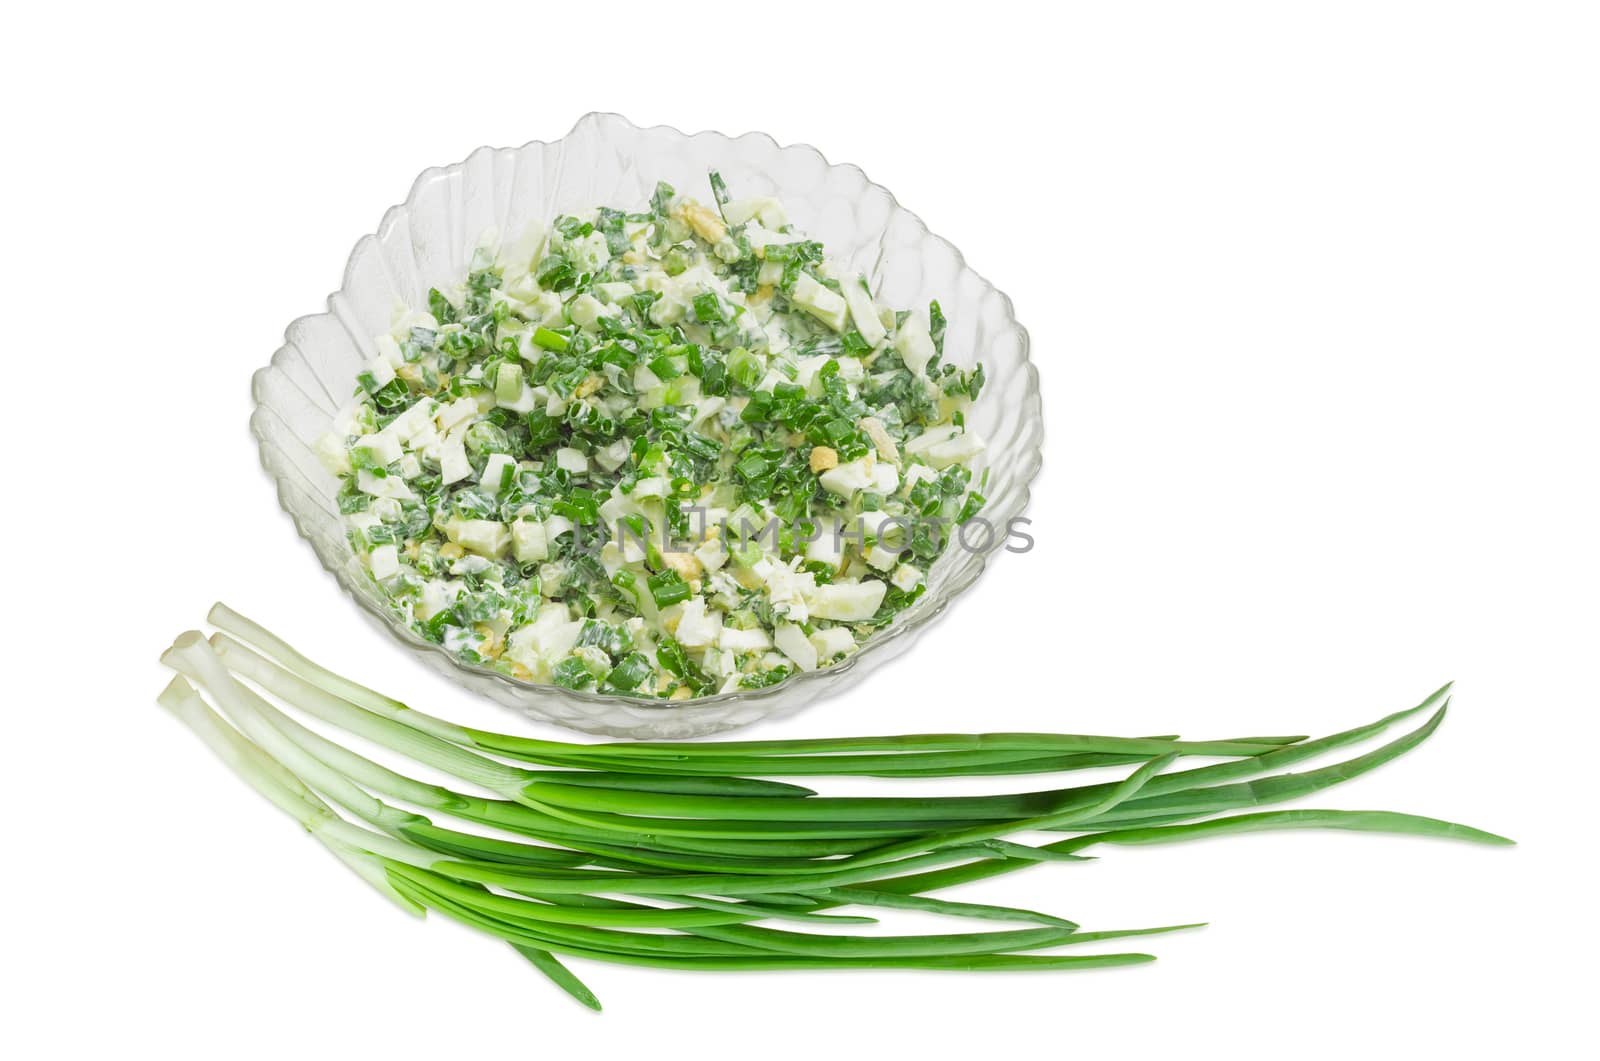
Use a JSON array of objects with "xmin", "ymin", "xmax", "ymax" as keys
[{"xmin": 155, "ymin": 604, "xmax": 1512, "ymax": 1011}]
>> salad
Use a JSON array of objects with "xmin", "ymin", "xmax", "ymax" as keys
[{"xmin": 316, "ymin": 174, "xmax": 988, "ymax": 699}]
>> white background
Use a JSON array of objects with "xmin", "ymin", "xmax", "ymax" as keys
[{"xmin": 5, "ymin": 2, "xmax": 1595, "ymax": 1057}]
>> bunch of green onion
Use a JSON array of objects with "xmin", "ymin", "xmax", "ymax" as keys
[{"xmin": 157, "ymin": 603, "xmax": 1510, "ymax": 1011}]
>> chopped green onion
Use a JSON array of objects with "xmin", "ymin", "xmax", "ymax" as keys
[
  {"xmin": 533, "ymin": 326, "xmax": 570, "ymax": 352},
  {"xmin": 647, "ymin": 570, "xmax": 692, "ymax": 608}
]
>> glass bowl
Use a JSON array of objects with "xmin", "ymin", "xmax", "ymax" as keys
[{"xmin": 250, "ymin": 112, "xmax": 1041, "ymax": 737}]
